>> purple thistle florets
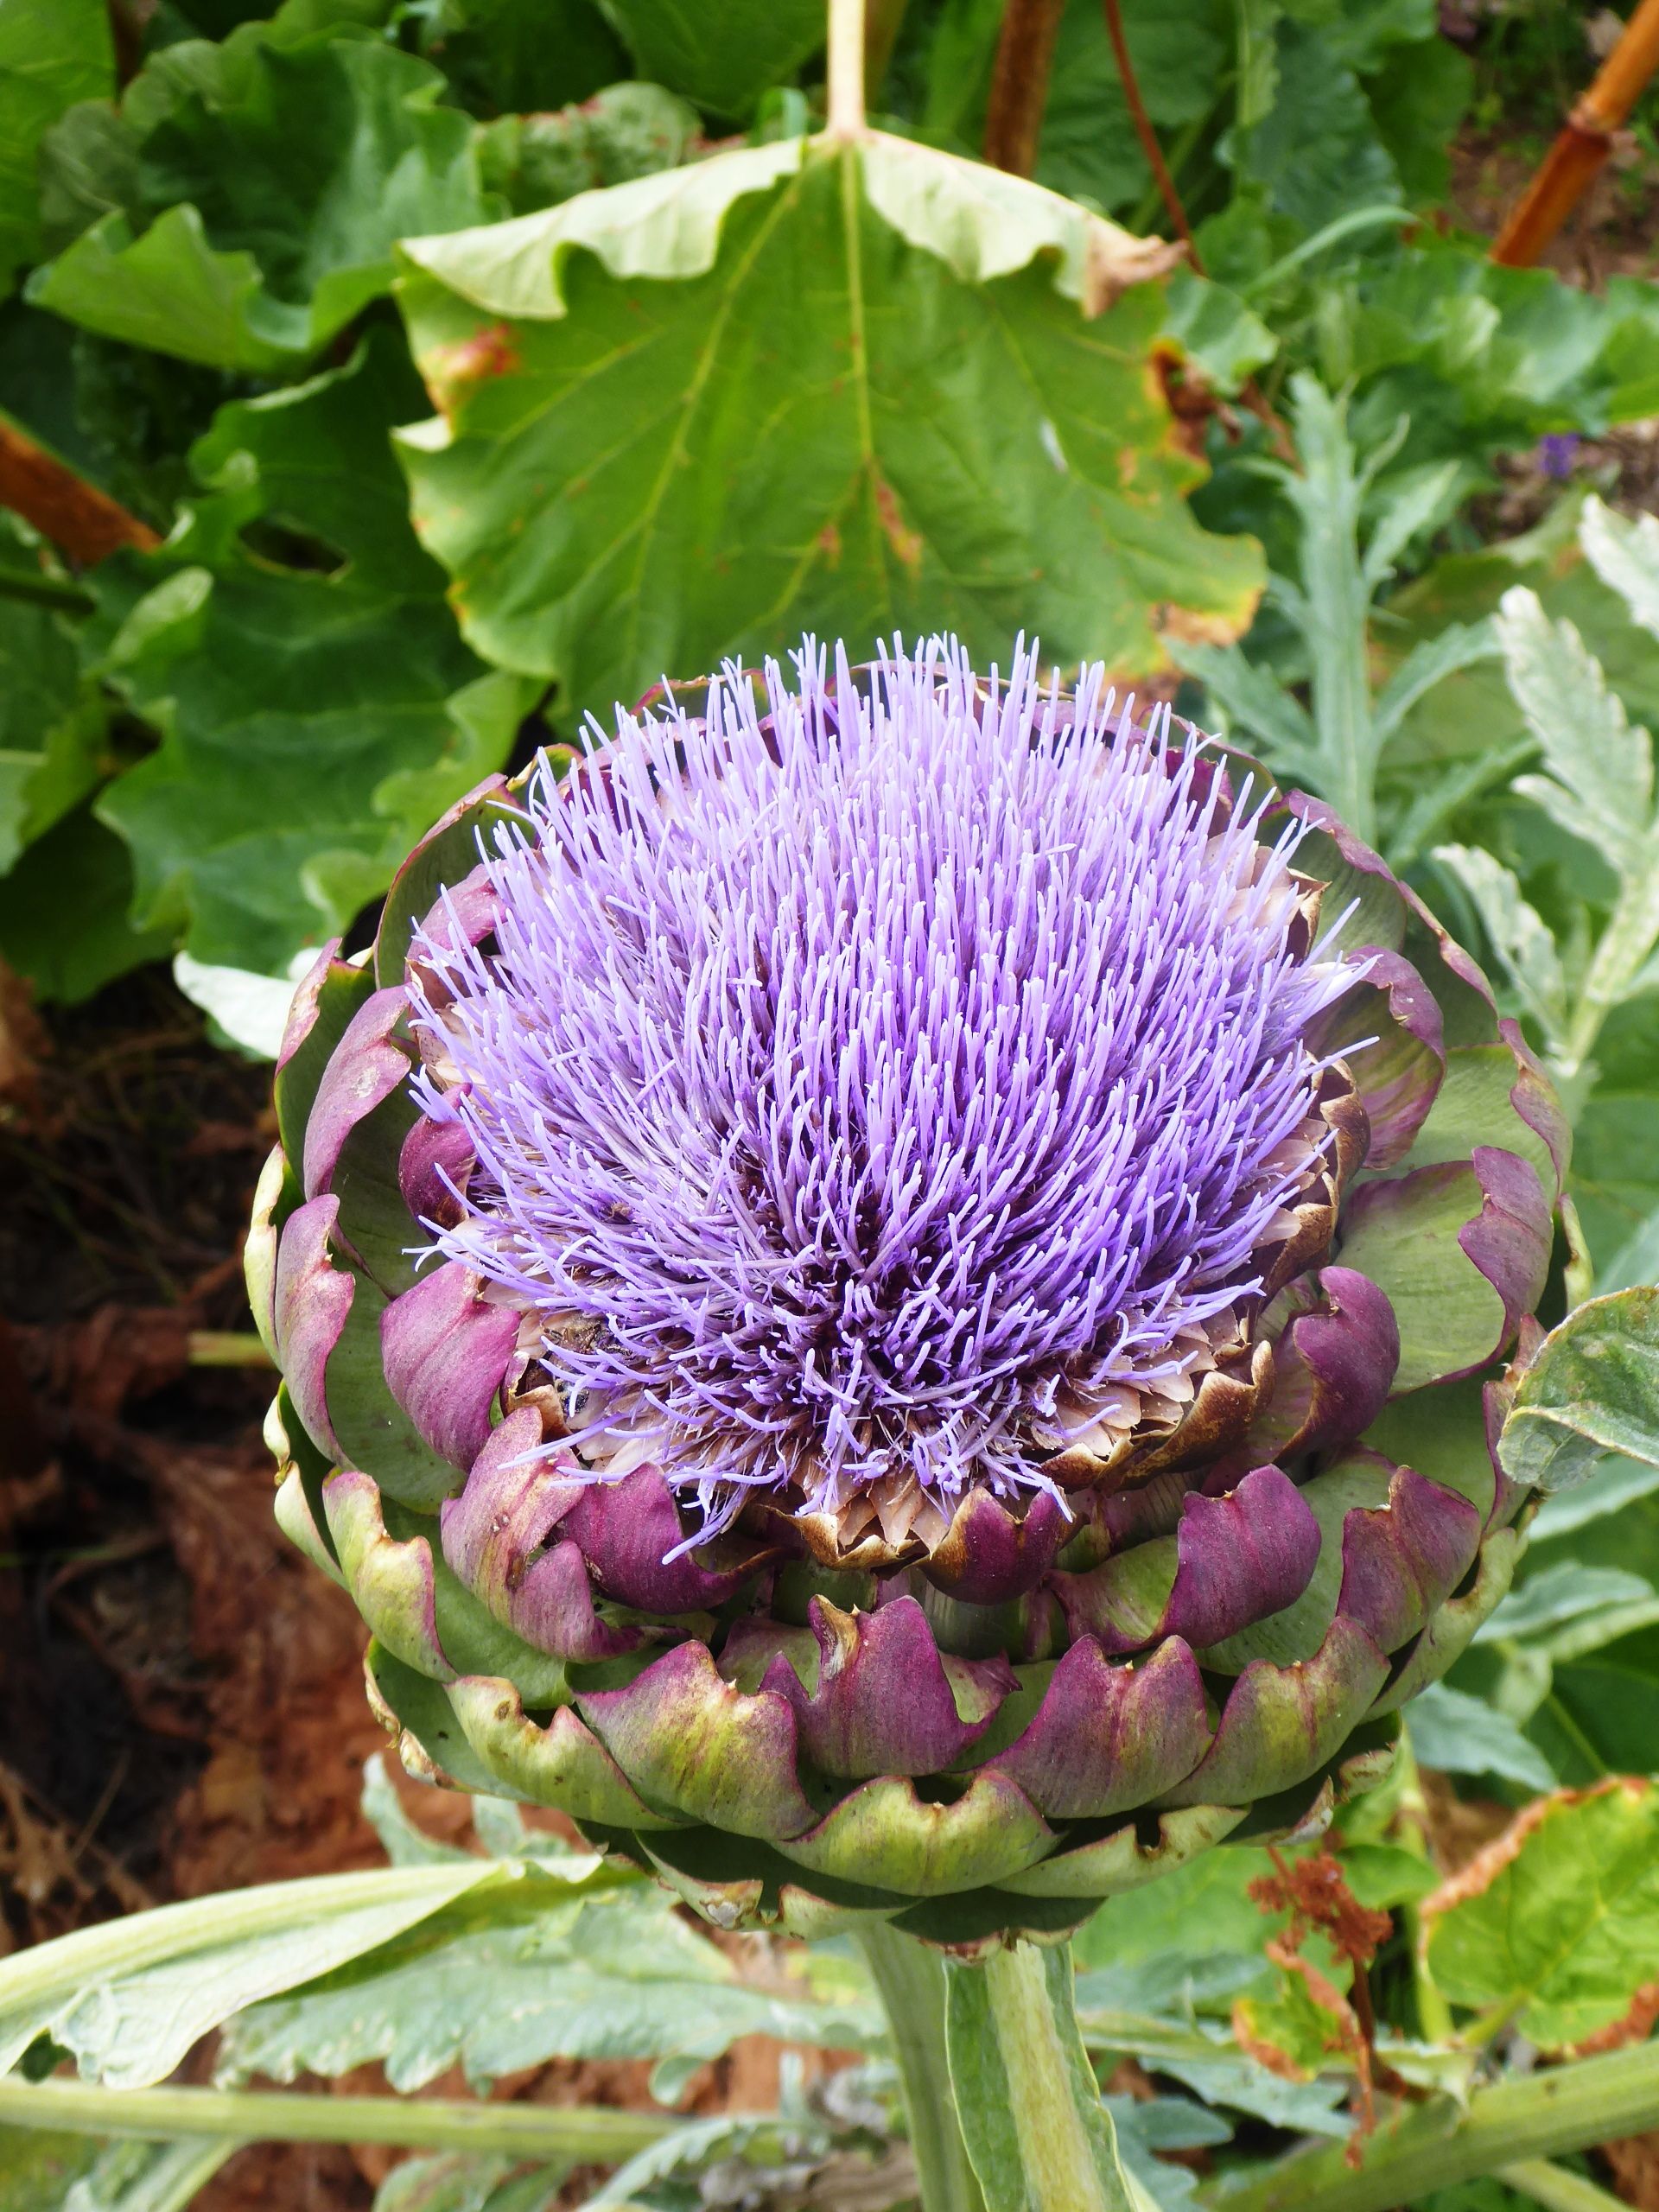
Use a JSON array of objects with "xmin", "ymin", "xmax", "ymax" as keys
[{"xmin": 408, "ymin": 639, "xmax": 1352, "ymax": 1538}]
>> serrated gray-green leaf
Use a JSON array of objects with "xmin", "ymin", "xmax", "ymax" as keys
[
  {"xmin": 395, "ymin": 131, "xmax": 1262, "ymax": 728},
  {"xmin": 1432, "ymin": 843, "xmax": 1568, "ymax": 1046},
  {"xmin": 1153, "ymin": 2058, "xmax": 1351, "ymax": 2139},
  {"xmin": 29, "ymin": 31, "xmax": 486, "ymax": 371},
  {"xmin": 1104, "ymin": 2094, "xmax": 1230, "ymax": 2212},
  {"xmin": 217, "ymin": 1885, "xmax": 880, "ymax": 2094},
  {"xmin": 1405, "ymin": 1684, "xmax": 1557, "ymax": 1794},
  {"xmin": 86, "ymin": 331, "xmax": 526, "ymax": 969},
  {"xmin": 584, "ymin": 2113, "xmax": 817, "ymax": 2212},
  {"xmin": 0, "ymin": 1860, "xmax": 529, "ymax": 2088},
  {"xmin": 0, "ymin": 0, "xmax": 112, "ymax": 296},
  {"xmin": 1496, "ymin": 584, "xmax": 1654, "ymax": 869},
  {"xmin": 1498, "ymin": 1287, "xmax": 1659, "ymax": 1495},
  {"xmin": 1370, "ymin": 619, "xmax": 1496, "ymax": 748},
  {"xmin": 360, "ymin": 1753, "xmax": 477, "ymax": 1868},
  {"xmin": 64, "ymin": 2140, "xmax": 239, "ymax": 2212},
  {"xmin": 1361, "ymin": 458, "xmax": 1462, "ymax": 594},
  {"xmin": 1530, "ymin": 1452, "xmax": 1659, "ymax": 1538},
  {"xmin": 1473, "ymin": 1561, "xmax": 1656, "ymax": 1645},
  {"xmin": 1162, "ymin": 639, "xmax": 1314, "ymax": 778},
  {"xmin": 359, "ymin": 1753, "xmax": 588, "ymax": 1868},
  {"xmin": 373, "ymin": 2152, "xmax": 569, "ymax": 2212},
  {"xmin": 1580, "ymin": 493, "xmax": 1659, "ymax": 643}
]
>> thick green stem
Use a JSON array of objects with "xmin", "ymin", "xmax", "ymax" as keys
[
  {"xmin": 825, "ymin": 0, "xmax": 867, "ymax": 136},
  {"xmin": 1392, "ymin": 1726, "xmax": 1454, "ymax": 2045},
  {"xmin": 0, "ymin": 2077, "xmax": 675, "ymax": 2161},
  {"xmin": 1203, "ymin": 2039, "xmax": 1659, "ymax": 2212},
  {"xmin": 980, "ymin": 1945, "xmax": 1128, "ymax": 2210},
  {"xmin": 188, "ymin": 1330, "xmax": 275, "ymax": 1369},
  {"xmin": 945, "ymin": 1940, "xmax": 1137, "ymax": 2212},
  {"xmin": 855, "ymin": 1924, "xmax": 984, "ymax": 2212},
  {"xmin": 1500, "ymin": 2160, "xmax": 1633, "ymax": 2212}
]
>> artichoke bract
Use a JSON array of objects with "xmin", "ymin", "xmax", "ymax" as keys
[{"xmin": 249, "ymin": 640, "xmax": 1565, "ymax": 1950}]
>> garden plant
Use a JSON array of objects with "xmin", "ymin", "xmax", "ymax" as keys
[{"xmin": 1, "ymin": 0, "xmax": 1659, "ymax": 2209}]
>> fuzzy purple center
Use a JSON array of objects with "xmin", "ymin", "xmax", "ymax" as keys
[{"xmin": 409, "ymin": 640, "xmax": 1346, "ymax": 1533}]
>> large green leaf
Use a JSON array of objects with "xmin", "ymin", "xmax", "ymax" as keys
[
  {"xmin": 1480, "ymin": 1480, "xmax": 1659, "ymax": 1786},
  {"xmin": 1034, "ymin": 0, "xmax": 1228, "ymax": 218},
  {"xmin": 218, "ymin": 1879, "xmax": 878, "ymax": 2094},
  {"xmin": 1236, "ymin": 18, "xmax": 1399, "ymax": 238},
  {"xmin": 416, "ymin": 0, "xmax": 625, "ymax": 117},
  {"xmin": 1333, "ymin": 251, "xmax": 1659, "ymax": 477},
  {"xmin": 1497, "ymin": 1288, "xmax": 1659, "ymax": 1497},
  {"xmin": 1422, "ymin": 1780, "xmax": 1659, "ymax": 2052},
  {"xmin": 598, "ymin": 0, "xmax": 823, "ymax": 118},
  {"xmin": 396, "ymin": 131, "xmax": 1262, "ymax": 728},
  {"xmin": 1363, "ymin": 29, "xmax": 1472, "ymax": 209},
  {"xmin": 1074, "ymin": 1847, "xmax": 1282, "ymax": 1969},
  {"xmin": 85, "ymin": 330, "xmax": 531, "ymax": 969},
  {"xmin": 0, "ymin": 0, "xmax": 111, "ymax": 296},
  {"xmin": 0, "ymin": 800, "xmax": 171, "ymax": 1003},
  {"xmin": 1403, "ymin": 1684, "xmax": 1556, "ymax": 1796},
  {"xmin": 0, "ymin": 513, "xmax": 107, "ymax": 873},
  {"xmin": 29, "ymin": 27, "xmax": 486, "ymax": 371},
  {"xmin": 1526, "ymin": 1629, "xmax": 1659, "ymax": 1785}
]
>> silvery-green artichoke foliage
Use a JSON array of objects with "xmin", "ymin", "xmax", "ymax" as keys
[{"xmin": 249, "ymin": 640, "xmax": 1564, "ymax": 1950}]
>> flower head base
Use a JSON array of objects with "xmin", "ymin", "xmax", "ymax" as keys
[
  {"xmin": 255, "ymin": 635, "xmax": 1564, "ymax": 1951},
  {"xmin": 410, "ymin": 641, "xmax": 1353, "ymax": 1552}
]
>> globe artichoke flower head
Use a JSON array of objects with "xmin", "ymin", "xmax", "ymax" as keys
[{"xmin": 252, "ymin": 638, "xmax": 1565, "ymax": 1950}]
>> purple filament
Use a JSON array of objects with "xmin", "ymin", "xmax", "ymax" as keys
[{"xmin": 408, "ymin": 638, "xmax": 1350, "ymax": 1534}]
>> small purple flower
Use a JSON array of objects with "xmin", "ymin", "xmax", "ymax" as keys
[
  {"xmin": 408, "ymin": 639, "xmax": 1351, "ymax": 1542},
  {"xmin": 1536, "ymin": 433, "xmax": 1581, "ymax": 480}
]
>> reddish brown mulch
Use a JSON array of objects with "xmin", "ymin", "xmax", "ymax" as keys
[{"xmin": 0, "ymin": 969, "xmax": 399, "ymax": 2206}]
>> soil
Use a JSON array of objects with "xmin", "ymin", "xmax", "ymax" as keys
[{"xmin": 0, "ymin": 974, "xmax": 372, "ymax": 2202}]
